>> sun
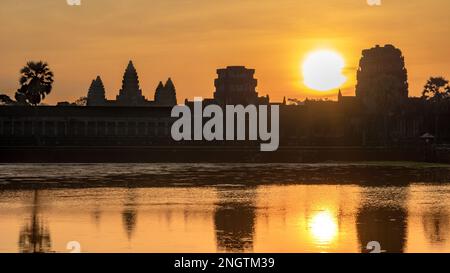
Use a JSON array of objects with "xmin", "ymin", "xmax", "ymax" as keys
[{"xmin": 302, "ymin": 50, "xmax": 347, "ymax": 92}]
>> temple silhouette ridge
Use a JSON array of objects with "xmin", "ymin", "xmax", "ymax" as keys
[
  {"xmin": 1, "ymin": 44, "xmax": 450, "ymax": 163},
  {"xmin": 87, "ymin": 60, "xmax": 177, "ymax": 107}
]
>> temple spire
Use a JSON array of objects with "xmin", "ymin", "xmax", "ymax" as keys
[
  {"xmin": 154, "ymin": 78, "xmax": 177, "ymax": 106},
  {"xmin": 127, "ymin": 60, "xmax": 134, "ymax": 70},
  {"xmin": 116, "ymin": 60, "xmax": 145, "ymax": 106},
  {"xmin": 87, "ymin": 76, "xmax": 106, "ymax": 106},
  {"xmin": 165, "ymin": 78, "xmax": 175, "ymax": 90}
]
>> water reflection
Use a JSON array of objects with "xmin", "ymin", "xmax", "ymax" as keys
[
  {"xmin": 91, "ymin": 204, "xmax": 102, "ymax": 228},
  {"xmin": 214, "ymin": 187, "xmax": 256, "ymax": 252},
  {"xmin": 422, "ymin": 208, "xmax": 449, "ymax": 244},
  {"xmin": 122, "ymin": 189, "xmax": 138, "ymax": 241},
  {"xmin": 1, "ymin": 164, "xmax": 450, "ymax": 253},
  {"xmin": 298, "ymin": 186, "xmax": 351, "ymax": 252},
  {"xmin": 356, "ymin": 186, "xmax": 409, "ymax": 253},
  {"xmin": 309, "ymin": 211, "xmax": 338, "ymax": 245},
  {"xmin": 420, "ymin": 185, "xmax": 450, "ymax": 247},
  {"xmin": 18, "ymin": 190, "xmax": 52, "ymax": 253}
]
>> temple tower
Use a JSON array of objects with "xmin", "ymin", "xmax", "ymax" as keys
[
  {"xmin": 87, "ymin": 76, "xmax": 106, "ymax": 106},
  {"xmin": 356, "ymin": 44, "xmax": 408, "ymax": 111},
  {"xmin": 154, "ymin": 78, "xmax": 177, "ymax": 106},
  {"xmin": 213, "ymin": 66, "xmax": 259, "ymax": 105},
  {"xmin": 116, "ymin": 61, "xmax": 146, "ymax": 106}
]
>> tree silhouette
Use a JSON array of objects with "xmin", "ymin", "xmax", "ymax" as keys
[
  {"xmin": 422, "ymin": 77, "xmax": 450, "ymax": 144},
  {"xmin": 421, "ymin": 77, "xmax": 450, "ymax": 102},
  {"xmin": 15, "ymin": 61, "xmax": 54, "ymax": 105},
  {"xmin": 74, "ymin": 96, "xmax": 87, "ymax": 106},
  {"xmin": 288, "ymin": 98, "xmax": 303, "ymax": 106},
  {"xmin": 0, "ymin": 94, "xmax": 15, "ymax": 105}
]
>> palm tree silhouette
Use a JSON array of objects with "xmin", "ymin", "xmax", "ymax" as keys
[{"xmin": 15, "ymin": 61, "xmax": 54, "ymax": 105}]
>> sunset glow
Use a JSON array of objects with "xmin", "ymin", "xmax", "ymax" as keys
[
  {"xmin": 0, "ymin": 0, "xmax": 449, "ymax": 103},
  {"xmin": 2, "ymin": 0, "xmax": 450, "ymax": 260},
  {"xmin": 309, "ymin": 210, "xmax": 339, "ymax": 244},
  {"xmin": 302, "ymin": 50, "xmax": 347, "ymax": 92}
]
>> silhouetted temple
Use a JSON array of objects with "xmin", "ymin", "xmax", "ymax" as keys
[
  {"xmin": 87, "ymin": 60, "xmax": 177, "ymax": 107},
  {"xmin": 155, "ymin": 78, "xmax": 177, "ymax": 106},
  {"xmin": 356, "ymin": 44, "xmax": 409, "ymax": 111},
  {"xmin": 2, "ymin": 45, "xmax": 450, "ymax": 162},
  {"xmin": 213, "ymin": 66, "xmax": 269, "ymax": 105},
  {"xmin": 87, "ymin": 76, "xmax": 106, "ymax": 106}
]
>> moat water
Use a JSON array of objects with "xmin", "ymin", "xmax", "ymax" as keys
[{"xmin": 1, "ymin": 163, "xmax": 450, "ymax": 253}]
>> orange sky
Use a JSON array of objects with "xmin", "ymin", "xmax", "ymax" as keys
[{"xmin": 0, "ymin": 0, "xmax": 449, "ymax": 104}]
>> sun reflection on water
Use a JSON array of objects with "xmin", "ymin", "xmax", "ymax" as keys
[{"xmin": 309, "ymin": 210, "xmax": 338, "ymax": 245}]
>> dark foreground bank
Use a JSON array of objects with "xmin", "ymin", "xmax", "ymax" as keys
[{"xmin": 1, "ymin": 145, "xmax": 448, "ymax": 163}]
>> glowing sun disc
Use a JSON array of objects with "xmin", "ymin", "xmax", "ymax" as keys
[{"xmin": 302, "ymin": 50, "xmax": 347, "ymax": 92}]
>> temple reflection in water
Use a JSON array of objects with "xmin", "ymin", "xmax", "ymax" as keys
[
  {"xmin": 122, "ymin": 189, "xmax": 139, "ymax": 241},
  {"xmin": 356, "ymin": 187, "xmax": 409, "ymax": 253},
  {"xmin": 214, "ymin": 187, "xmax": 257, "ymax": 252},
  {"xmin": 0, "ymin": 164, "xmax": 449, "ymax": 253}
]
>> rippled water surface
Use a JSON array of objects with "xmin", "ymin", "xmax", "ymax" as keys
[{"xmin": 1, "ymin": 163, "xmax": 450, "ymax": 253}]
